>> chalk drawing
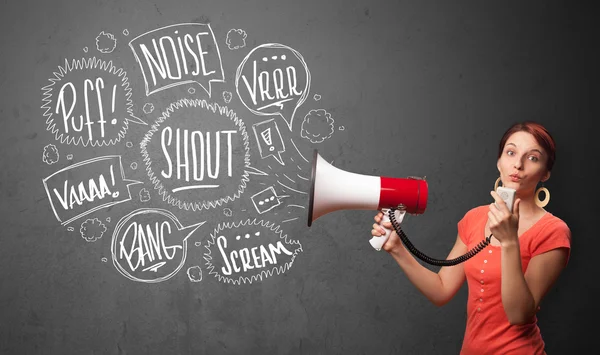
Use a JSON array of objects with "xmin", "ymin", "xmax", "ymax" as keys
[
  {"xmin": 222, "ymin": 91, "xmax": 232, "ymax": 103},
  {"xmin": 139, "ymin": 98, "xmax": 267, "ymax": 211},
  {"xmin": 111, "ymin": 208, "xmax": 204, "ymax": 283},
  {"xmin": 96, "ymin": 31, "xmax": 117, "ymax": 54},
  {"xmin": 129, "ymin": 23, "xmax": 224, "ymax": 97},
  {"xmin": 235, "ymin": 43, "xmax": 311, "ymax": 131},
  {"xmin": 226, "ymin": 29, "xmax": 247, "ymax": 50},
  {"xmin": 139, "ymin": 188, "xmax": 151, "ymax": 202},
  {"xmin": 252, "ymin": 118, "xmax": 286, "ymax": 165},
  {"xmin": 187, "ymin": 266, "xmax": 203, "ymax": 282},
  {"xmin": 300, "ymin": 109, "xmax": 334, "ymax": 143},
  {"xmin": 251, "ymin": 186, "xmax": 285, "ymax": 214},
  {"xmin": 143, "ymin": 103, "xmax": 154, "ymax": 114},
  {"xmin": 42, "ymin": 144, "xmax": 59, "ymax": 164},
  {"xmin": 41, "ymin": 57, "xmax": 146, "ymax": 147},
  {"xmin": 42, "ymin": 155, "xmax": 142, "ymax": 225},
  {"xmin": 203, "ymin": 219, "xmax": 302, "ymax": 285},
  {"xmin": 80, "ymin": 217, "xmax": 107, "ymax": 242}
]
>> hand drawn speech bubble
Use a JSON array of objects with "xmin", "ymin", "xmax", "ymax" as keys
[
  {"xmin": 203, "ymin": 219, "xmax": 302, "ymax": 285},
  {"xmin": 140, "ymin": 98, "xmax": 267, "ymax": 211},
  {"xmin": 129, "ymin": 23, "xmax": 225, "ymax": 97},
  {"xmin": 252, "ymin": 118, "xmax": 286, "ymax": 165},
  {"xmin": 111, "ymin": 208, "xmax": 205, "ymax": 283},
  {"xmin": 42, "ymin": 155, "xmax": 142, "ymax": 225},
  {"xmin": 41, "ymin": 57, "xmax": 146, "ymax": 147},
  {"xmin": 235, "ymin": 43, "xmax": 311, "ymax": 131}
]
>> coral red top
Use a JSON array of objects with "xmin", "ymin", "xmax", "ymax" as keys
[{"xmin": 458, "ymin": 205, "xmax": 571, "ymax": 355}]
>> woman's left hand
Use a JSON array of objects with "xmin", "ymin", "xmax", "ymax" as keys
[{"xmin": 488, "ymin": 190, "xmax": 520, "ymax": 246}]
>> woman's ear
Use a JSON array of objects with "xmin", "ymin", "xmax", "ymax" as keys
[{"xmin": 542, "ymin": 170, "xmax": 551, "ymax": 183}]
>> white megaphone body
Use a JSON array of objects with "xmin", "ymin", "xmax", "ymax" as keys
[{"xmin": 307, "ymin": 150, "xmax": 428, "ymax": 250}]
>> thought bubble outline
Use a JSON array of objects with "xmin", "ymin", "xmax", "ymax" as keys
[
  {"xmin": 111, "ymin": 208, "xmax": 205, "ymax": 283},
  {"xmin": 129, "ymin": 23, "xmax": 225, "ymax": 97},
  {"xmin": 235, "ymin": 43, "xmax": 311, "ymax": 131},
  {"xmin": 139, "ymin": 98, "xmax": 267, "ymax": 211},
  {"xmin": 203, "ymin": 219, "xmax": 302, "ymax": 285},
  {"xmin": 42, "ymin": 155, "xmax": 142, "ymax": 225},
  {"xmin": 41, "ymin": 57, "xmax": 146, "ymax": 147}
]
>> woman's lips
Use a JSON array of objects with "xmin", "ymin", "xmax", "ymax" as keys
[{"xmin": 509, "ymin": 175, "xmax": 521, "ymax": 182}]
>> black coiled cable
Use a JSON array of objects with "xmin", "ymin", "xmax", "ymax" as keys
[{"xmin": 388, "ymin": 208, "xmax": 492, "ymax": 266}]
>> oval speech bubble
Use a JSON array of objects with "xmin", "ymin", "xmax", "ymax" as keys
[
  {"xmin": 111, "ymin": 208, "xmax": 204, "ymax": 283},
  {"xmin": 41, "ymin": 57, "xmax": 147, "ymax": 146},
  {"xmin": 235, "ymin": 43, "xmax": 311, "ymax": 131},
  {"xmin": 203, "ymin": 219, "xmax": 303, "ymax": 285},
  {"xmin": 140, "ymin": 98, "xmax": 266, "ymax": 211}
]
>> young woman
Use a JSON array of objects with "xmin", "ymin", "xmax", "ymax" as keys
[{"xmin": 371, "ymin": 121, "xmax": 571, "ymax": 354}]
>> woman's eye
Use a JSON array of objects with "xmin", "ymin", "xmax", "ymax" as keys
[
  {"xmin": 506, "ymin": 150, "xmax": 514, "ymax": 156},
  {"xmin": 529, "ymin": 156, "xmax": 539, "ymax": 162}
]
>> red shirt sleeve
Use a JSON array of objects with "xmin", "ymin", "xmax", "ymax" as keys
[{"xmin": 531, "ymin": 218, "xmax": 572, "ymax": 265}]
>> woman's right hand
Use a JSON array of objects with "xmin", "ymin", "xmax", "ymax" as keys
[{"xmin": 371, "ymin": 211, "xmax": 404, "ymax": 253}]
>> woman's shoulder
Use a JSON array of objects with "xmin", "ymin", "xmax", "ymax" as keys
[
  {"xmin": 461, "ymin": 205, "xmax": 490, "ymax": 221},
  {"xmin": 540, "ymin": 211, "xmax": 571, "ymax": 235}
]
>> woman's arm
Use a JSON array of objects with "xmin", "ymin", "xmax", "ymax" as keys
[
  {"xmin": 501, "ymin": 242, "xmax": 568, "ymax": 325},
  {"xmin": 373, "ymin": 213, "xmax": 467, "ymax": 306}
]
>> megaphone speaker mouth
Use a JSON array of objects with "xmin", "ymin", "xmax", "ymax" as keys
[
  {"xmin": 307, "ymin": 149, "xmax": 427, "ymax": 227},
  {"xmin": 307, "ymin": 149, "xmax": 318, "ymax": 227}
]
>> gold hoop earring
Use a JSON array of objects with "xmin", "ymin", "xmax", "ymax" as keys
[
  {"xmin": 535, "ymin": 185, "xmax": 550, "ymax": 208},
  {"xmin": 494, "ymin": 177, "xmax": 502, "ymax": 191}
]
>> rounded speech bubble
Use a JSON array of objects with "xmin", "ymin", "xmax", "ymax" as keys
[
  {"xmin": 235, "ymin": 43, "xmax": 311, "ymax": 131},
  {"xmin": 41, "ymin": 57, "xmax": 146, "ymax": 147},
  {"xmin": 140, "ymin": 98, "xmax": 267, "ymax": 211},
  {"xmin": 111, "ymin": 208, "xmax": 204, "ymax": 283}
]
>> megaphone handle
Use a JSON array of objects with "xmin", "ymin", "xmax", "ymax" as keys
[{"xmin": 369, "ymin": 208, "xmax": 392, "ymax": 251}]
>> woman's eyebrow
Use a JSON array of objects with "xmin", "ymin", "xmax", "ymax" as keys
[{"xmin": 505, "ymin": 143, "xmax": 544, "ymax": 155}]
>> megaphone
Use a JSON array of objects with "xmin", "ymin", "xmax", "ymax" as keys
[{"xmin": 307, "ymin": 149, "xmax": 428, "ymax": 250}]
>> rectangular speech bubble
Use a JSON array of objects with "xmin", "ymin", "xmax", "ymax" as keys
[
  {"xmin": 42, "ymin": 155, "xmax": 142, "ymax": 225},
  {"xmin": 129, "ymin": 23, "xmax": 225, "ymax": 97}
]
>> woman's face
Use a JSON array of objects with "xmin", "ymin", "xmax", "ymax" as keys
[{"xmin": 497, "ymin": 131, "xmax": 550, "ymax": 194}]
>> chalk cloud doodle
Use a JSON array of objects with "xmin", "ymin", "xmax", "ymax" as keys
[
  {"xmin": 203, "ymin": 219, "xmax": 302, "ymax": 285},
  {"xmin": 222, "ymin": 90, "xmax": 232, "ymax": 104},
  {"xmin": 252, "ymin": 118, "xmax": 286, "ymax": 165},
  {"xmin": 235, "ymin": 43, "xmax": 311, "ymax": 131},
  {"xmin": 42, "ymin": 155, "xmax": 142, "ymax": 225},
  {"xmin": 139, "ymin": 188, "xmax": 151, "ymax": 202},
  {"xmin": 41, "ymin": 57, "xmax": 146, "ymax": 147},
  {"xmin": 300, "ymin": 109, "xmax": 335, "ymax": 143},
  {"xmin": 80, "ymin": 217, "xmax": 107, "ymax": 242},
  {"xmin": 187, "ymin": 266, "xmax": 203, "ymax": 282},
  {"xmin": 96, "ymin": 31, "xmax": 117, "ymax": 54},
  {"xmin": 139, "ymin": 98, "xmax": 266, "ymax": 211},
  {"xmin": 42, "ymin": 144, "xmax": 60, "ymax": 164},
  {"xmin": 226, "ymin": 29, "xmax": 247, "ymax": 50},
  {"xmin": 111, "ymin": 208, "xmax": 205, "ymax": 283},
  {"xmin": 143, "ymin": 103, "xmax": 154, "ymax": 114},
  {"xmin": 129, "ymin": 23, "xmax": 224, "ymax": 97}
]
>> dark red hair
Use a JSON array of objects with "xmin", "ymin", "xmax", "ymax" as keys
[{"xmin": 497, "ymin": 121, "xmax": 556, "ymax": 171}]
